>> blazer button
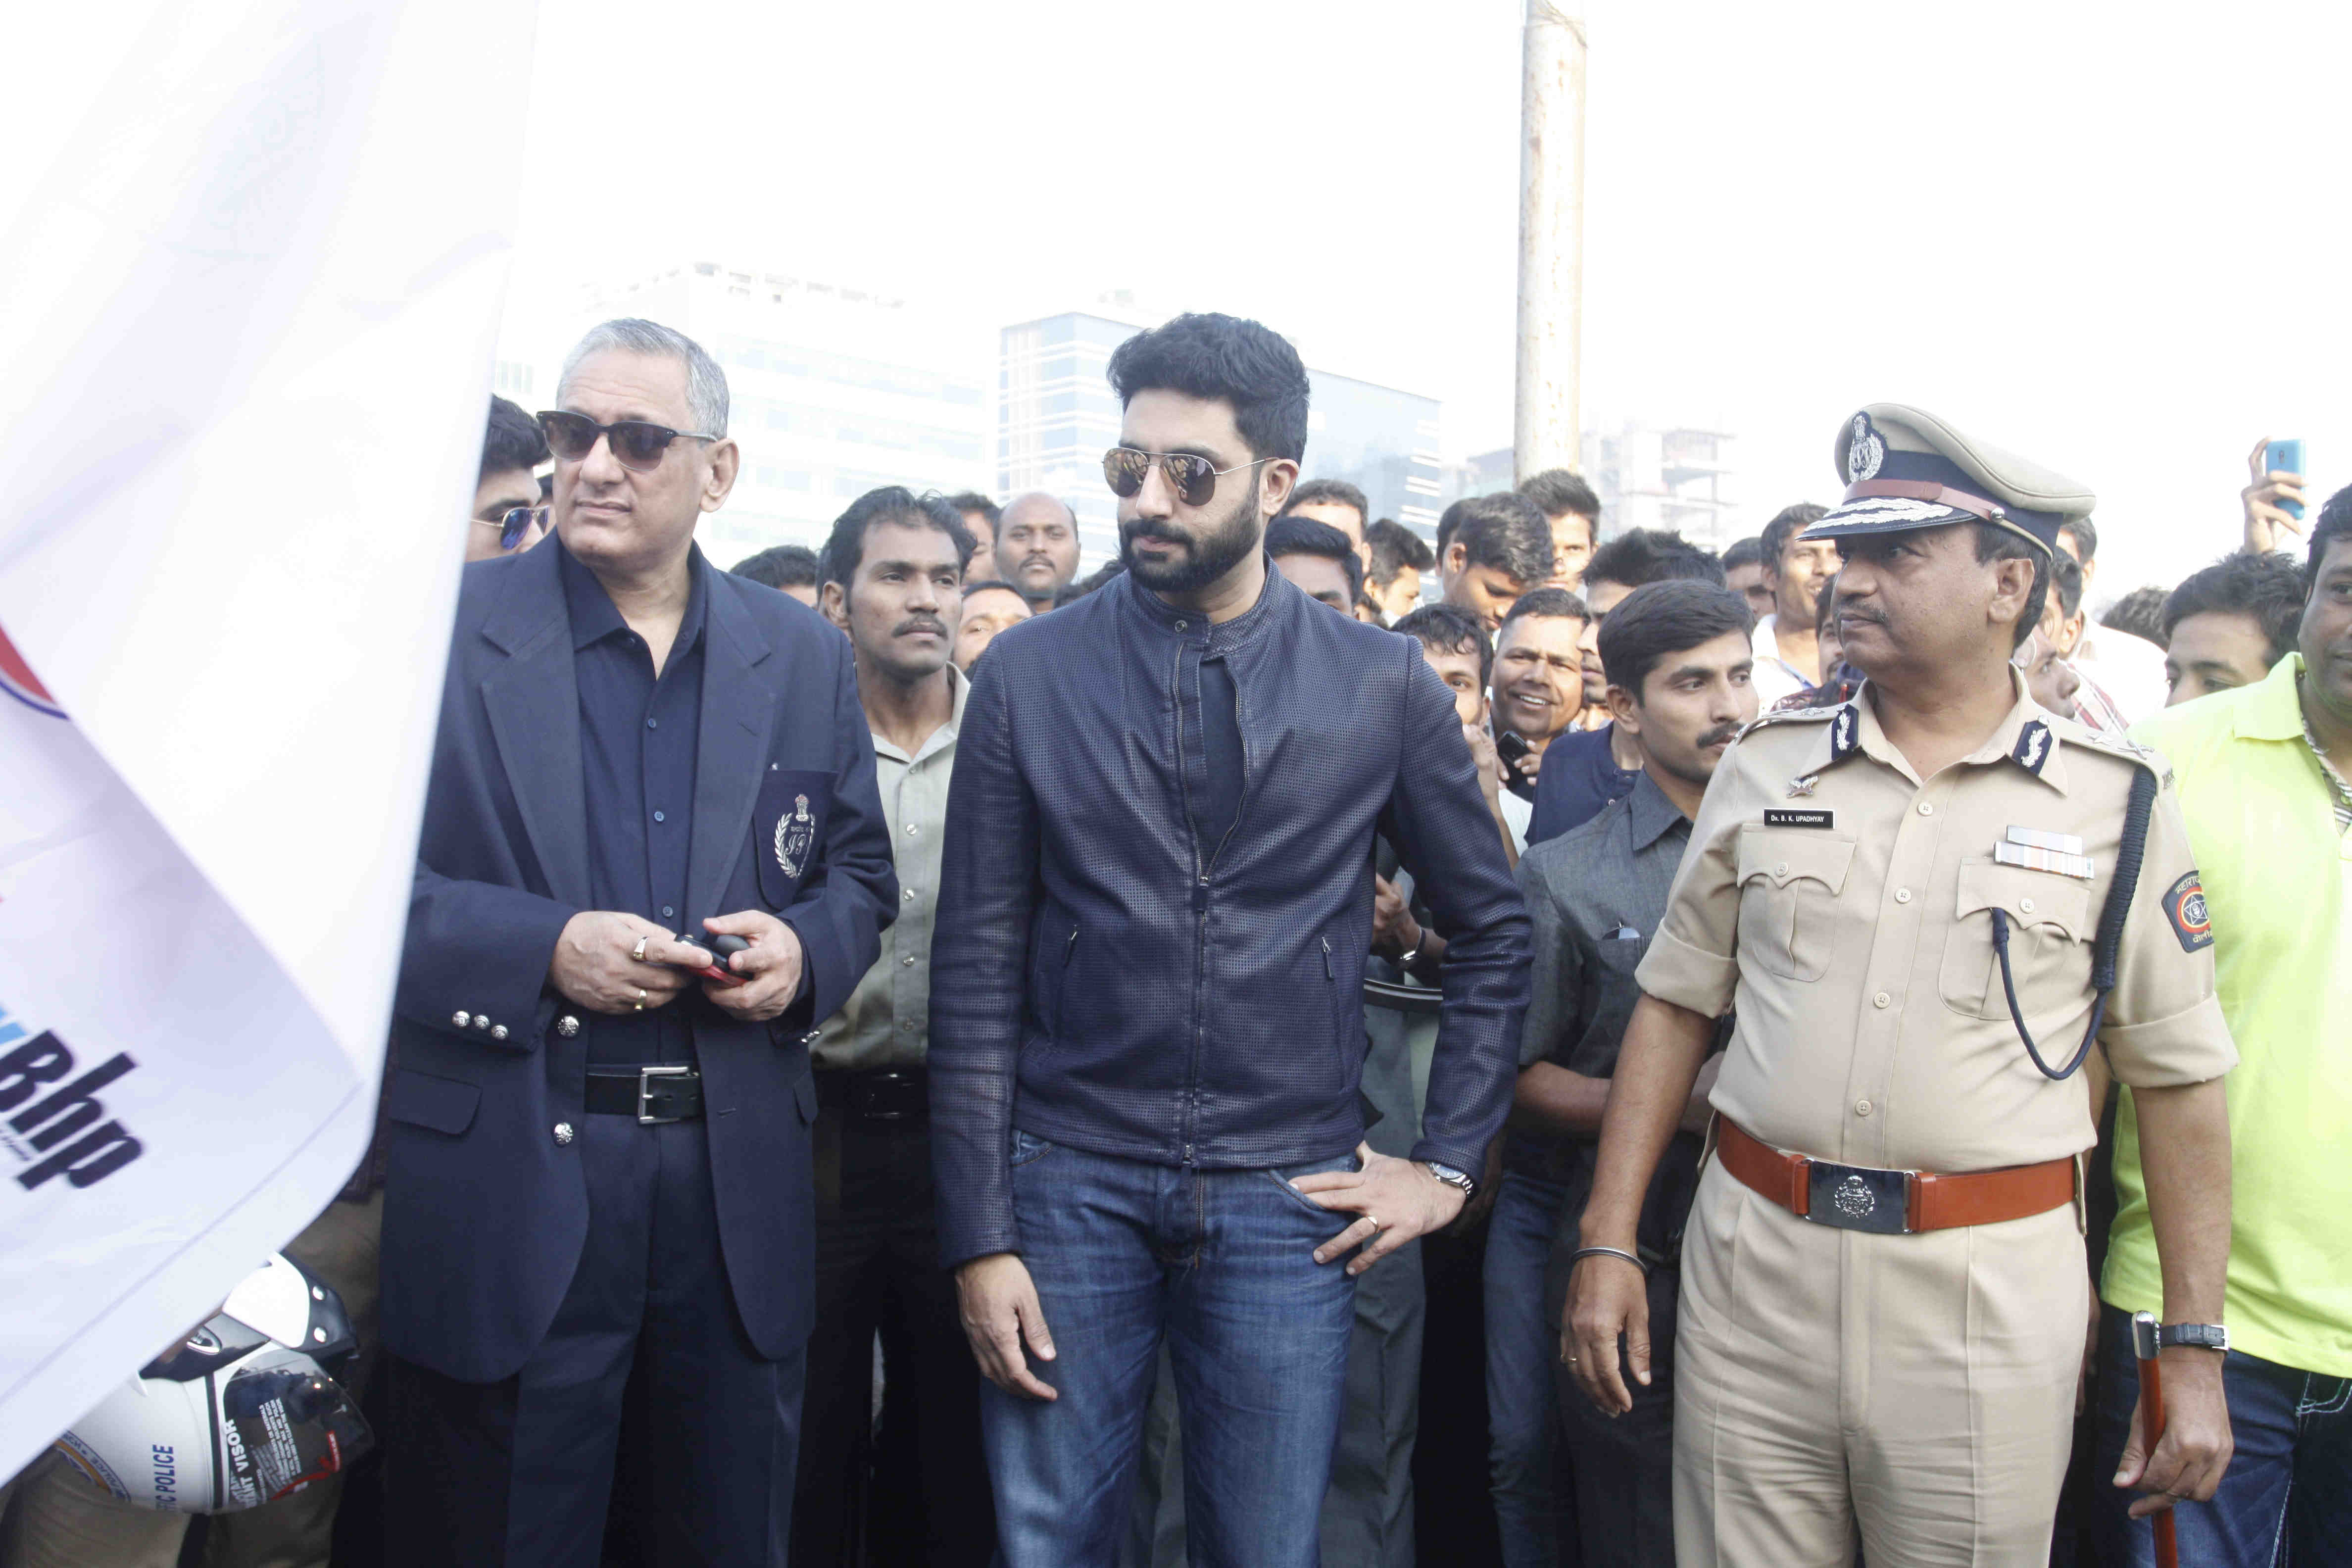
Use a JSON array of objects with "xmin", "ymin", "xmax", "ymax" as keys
[
  {"xmin": 556, "ymin": 1015, "xmax": 581, "ymax": 1038},
  {"xmin": 553, "ymin": 1123, "xmax": 575, "ymax": 1146},
  {"xmin": 452, "ymin": 1011, "xmax": 470, "ymax": 1029},
  {"xmin": 474, "ymin": 1015, "xmax": 491, "ymax": 1030},
  {"xmin": 491, "ymin": 1025, "xmax": 509, "ymax": 1041}
]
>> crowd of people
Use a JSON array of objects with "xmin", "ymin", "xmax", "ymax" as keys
[{"xmin": 1, "ymin": 309, "xmax": 2345, "ymax": 1568}]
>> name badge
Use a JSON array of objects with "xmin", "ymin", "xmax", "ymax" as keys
[{"xmin": 1764, "ymin": 809, "xmax": 1835, "ymax": 829}]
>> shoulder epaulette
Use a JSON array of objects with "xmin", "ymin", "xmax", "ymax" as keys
[
  {"xmin": 1735, "ymin": 702, "xmax": 1842, "ymax": 741},
  {"xmin": 2055, "ymin": 716, "xmax": 2174, "ymax": 789}
]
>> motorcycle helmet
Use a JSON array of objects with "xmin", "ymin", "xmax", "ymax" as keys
[{"xmin": 48, "ymin": 1251, "xmax": 372, "ymax": 1513}]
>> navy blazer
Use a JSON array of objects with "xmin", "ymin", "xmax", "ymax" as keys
[{"xmin": 380, "ymin": 538, "xmax": 895, "ymax": 1383}]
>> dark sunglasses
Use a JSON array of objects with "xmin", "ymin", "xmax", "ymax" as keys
[
  {"xmin": 1101, "ymin": 446, "xmax": 1273, "ymax": 508},
  {"xmin": 538, "ymin": 410, "xmax": 721, "ymax": 472},
  {"xmin": 474, "ymin": 505, "xmax": 546, "ymax": 551}
]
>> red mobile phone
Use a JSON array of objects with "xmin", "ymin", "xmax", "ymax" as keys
[{"xmin": 686, "ymin": 933, "xmax": 750, "ymax": 985}]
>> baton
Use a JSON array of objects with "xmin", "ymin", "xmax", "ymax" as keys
[{"xmin": 2130, "ymin": 1311, "xmax": 2181, "ymax": 1568}]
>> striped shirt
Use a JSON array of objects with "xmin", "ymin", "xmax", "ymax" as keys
[{"xmin": 2300, "ymin": 674, "xmax": 2352, "ymax": 833}]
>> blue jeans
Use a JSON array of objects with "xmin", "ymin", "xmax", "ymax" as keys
[
  {"xmin": 981, "ymin": 1132, "xmax": 1358, "ymax": 1568},
  {"xmin": 1483, "ymin": 1171, "xmax": 1574, "ymax": 1568},
  {"xmin": 2089, "ymin": 1303, "xmax": 2352, "ymax": 1567}
]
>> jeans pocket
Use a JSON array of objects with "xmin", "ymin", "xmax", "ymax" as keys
[
  {"xmin": 1010, "ymin": 1128, "xmax": 1057, "ymax": 1168},
  {"xmin": 1265, "ymin": 1152, "xmax": 1360, "ymax": 1221}
]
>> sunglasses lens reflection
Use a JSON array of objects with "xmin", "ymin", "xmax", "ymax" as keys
[
  {"xmin": 539, "ymin": 412, "xmax": 596, "ymax": 461},
  {"xmin": 1170, "ymin": 455, "xmax": 1217, "ymax": 506},
  {"xmin": 609, "ymin": 422, "xmax": 674, "ymax": 468},
  {"xmin": 1102, "ymin": 448, "xmax": 1149, "ymax": 498}
]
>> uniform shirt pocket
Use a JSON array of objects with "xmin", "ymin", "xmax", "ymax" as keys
[
  {"xmin": 754, "ymin": 769, "xmax": 833, "ymax": 908},
  {"xmin": 1938, "ymin": 859, "xmax": 2093, "ymax": 1021},
  {"xmin": 1734, "ymin": 829, "xmax": 1857, "ymax": 982}
]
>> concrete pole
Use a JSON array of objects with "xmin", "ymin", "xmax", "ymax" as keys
[{"xmin": 1515, "ymin": 0, "xmax": 1586, "ymax": 482}]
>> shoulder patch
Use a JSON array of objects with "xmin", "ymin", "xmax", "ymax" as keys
[{"xmin": 2162, "ymin": 871, "xmax": 2213, "ymax": 952}]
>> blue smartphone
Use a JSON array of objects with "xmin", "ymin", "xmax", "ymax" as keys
[{"xmin": 2269, "ymin": 438, "xmax": 2305, "ymax": 521}]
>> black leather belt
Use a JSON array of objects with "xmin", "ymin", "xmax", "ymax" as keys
[
  {"xmin": 585, "ymin": 1065, "xmax": 702, "ymax": 1124},
  {"xmin": 815, "ymin": 1067, "xmax": 928, "ymax": 1121}
]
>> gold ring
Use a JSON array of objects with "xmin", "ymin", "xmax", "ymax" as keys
[
  {"xmin": 632, "ymin": 935, "xmax": 651, "ymax": 963},
  {"xmin": 1364, "ymin": 1215, "xmax": 1379, "ymax": 1232}
]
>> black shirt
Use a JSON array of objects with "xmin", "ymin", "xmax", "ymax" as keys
[
  {"xmin": 560, "ymin": 540, "xmax": 707, "ymax": 1067},
  {"xmin": 1193, "ymin": 654, "xmax": 1244, "ymax": 859},
  {"xmin": 1524, "ymin": 721, "xmax": 1639, "ymax": 846}
]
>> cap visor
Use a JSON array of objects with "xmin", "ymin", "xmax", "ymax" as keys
[{"xmin": 1801, "ymin": 495, "xmax": 1975, "ymax": 540}]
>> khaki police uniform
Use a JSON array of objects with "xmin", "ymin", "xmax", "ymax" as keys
[{"xmin": 1630, "ymin": 405, "xmax": 2239, "ymax": 1568}]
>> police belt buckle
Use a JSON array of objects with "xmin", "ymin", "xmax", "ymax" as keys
[
  {"xmin": 1805, "ymin": 1159, "xmax": 1914, "ymax": 1235},
  {"xmin": 637, "ymin": 1064, "xmax": 695, "ymax": 1126}
]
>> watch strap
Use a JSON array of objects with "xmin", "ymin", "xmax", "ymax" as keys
[{"xmin": 2155, "ymin": 1323, "xmax": 2229, "ymax": 1353}]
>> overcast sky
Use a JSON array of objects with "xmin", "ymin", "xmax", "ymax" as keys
[{"xmin": 511, "ymin": 0, "xmax": 2347, "ymax": 596}]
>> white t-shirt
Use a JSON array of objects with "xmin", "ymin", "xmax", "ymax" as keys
[
  {"xmin": 1750, "ymin": 613, "xmax": 1817, "ymax": 710},
  {"xmin": 2071, "ymin": 624, "xmax": 2170, "ymax": 726}
]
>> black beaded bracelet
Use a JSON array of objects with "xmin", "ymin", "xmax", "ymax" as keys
[{"xmin": 1568, "ymin": 1245, "xmax": 1648, "ymax": 1275}]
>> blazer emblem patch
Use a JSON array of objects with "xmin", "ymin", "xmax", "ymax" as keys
[{"xmin": 774, "ymin": 795, "xmax": 816, "ymax": 882}]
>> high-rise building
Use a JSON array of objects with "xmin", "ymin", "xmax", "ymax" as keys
[
  {"xmin": 501, "ymin": 262, "xmax": 993, "ymax": 567},
  {"xmin": 1455, "ymin": 421, "xmax": 1739, "ymax": 551},
  {"xmin": 998, "ymin": 309, "xmax": 1443, "ymax": 570}
]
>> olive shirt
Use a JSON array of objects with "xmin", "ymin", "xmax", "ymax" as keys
[
  {"xmin": 812, "ymin": 666, "xmax": 967, "ymax": 1072},
  {"xmin": 1635, "ymin": 670, "xmax": 2236, "ymax": 1176},
  {"xmin": 2107, "ymin": 654, "xmax": 2352, "ymax": 1377}
]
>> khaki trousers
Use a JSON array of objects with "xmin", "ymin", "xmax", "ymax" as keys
[
  {"xmin": 0, "ymin": 1191, "xmax": 381, "ymax": 1568},
  {"xmin": 1672, "ymin": 1158, "xmax": 2085, "ymax": 1568}
]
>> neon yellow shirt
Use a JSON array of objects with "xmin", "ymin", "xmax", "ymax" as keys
[{"xmin": 2105, "ymin": 654, "xmax": 2352, "ymax": 1376}]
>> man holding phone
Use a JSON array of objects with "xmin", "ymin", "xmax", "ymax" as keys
[{"xmin": 379, "ymin": 318, "xmax": 896, "ymax": 1565}]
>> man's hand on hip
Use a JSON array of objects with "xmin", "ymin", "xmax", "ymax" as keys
[
  {"xmin": 2114, "ymin": 1349, "xmax": 2234, "ymax": 1519},
  {"xmin": 954, "ymin": 1253, "xmax": 1057, "ymax": 1401},
  {"xmin": 1292, "ymin": 1144, "xmax": 1466, "ymax": 1275},
  {"xmin": 697, "ymin": 910, "xmax": 805, "ymax": 1022},
  {"xmin": 549, "ymin": 911, "xmax": 703, "ymax": 1015}
]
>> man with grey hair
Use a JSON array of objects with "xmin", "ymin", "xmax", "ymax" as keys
[
  {"xmin": 377, "ymin": 316, "xmax": 897, "ymax": 1563},
  {"xmin": 993, "ymin": 491, "xmax": 1081, "ymax": 611}
]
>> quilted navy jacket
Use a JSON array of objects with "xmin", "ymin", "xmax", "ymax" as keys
[{"xmin": 929, "ymin": 565, "xmax": 1531, "ymax": 1268}]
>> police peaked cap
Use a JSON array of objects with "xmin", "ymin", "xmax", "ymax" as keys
[{"xmin": 1803, "ymin": 402, "xmax": 2095, "ymax": 558}]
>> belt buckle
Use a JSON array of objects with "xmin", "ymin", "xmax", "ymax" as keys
[
  {"xmin": 637, "ymin": 1064, "xmax": 692, "ymax": 1126},
  {"xmin": 1804, "ymin": 1159, "xmax": 1913, "ymax": 1235},
  {"xmin": 858, "ymin": 1070, "xmax": 910, "ymax": 1122}
]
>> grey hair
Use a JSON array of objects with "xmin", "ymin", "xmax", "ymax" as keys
[{"xmin": 558, "ymin": 318, "xmax": 730, "ymax": 437}]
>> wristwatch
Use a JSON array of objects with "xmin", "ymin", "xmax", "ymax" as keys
[
  {"xmin": 2156, "ymin": 1323, "xmax": 2230, "ymax": 1354},
  {"xmin": 1423, "ymin": 1161, "xmax": 1477, "ymax": 1200}
]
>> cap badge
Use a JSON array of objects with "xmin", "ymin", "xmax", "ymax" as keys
[{"xmin": 1845, "ymin": 413, "xmax": 1886, "ymax": 483}]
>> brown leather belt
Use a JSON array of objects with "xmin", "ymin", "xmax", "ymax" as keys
[{"xmin": 1715, "ymin": 1117, "xmax": 2075, "ymax": 1234}]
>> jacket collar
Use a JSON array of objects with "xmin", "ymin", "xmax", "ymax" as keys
[
  {"xmin": 1119, "ymin": 554, "xmax": 1289, "ymax": 654},
  {"xmin": 1624, "ymin": 768, "xmax": 1688, "ymax": 850}
]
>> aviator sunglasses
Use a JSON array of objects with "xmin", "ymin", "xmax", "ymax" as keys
[
  {"xmin": 538, "ymin": 410, "xmax": 722, "ymax": 472},
  {"xmin": 1101, "ymin": 446, "xmax": 1274, "ymax": 508},
  {"xmin": 474, "ymin": 505, "xmax": 547, "ymax": 552}
]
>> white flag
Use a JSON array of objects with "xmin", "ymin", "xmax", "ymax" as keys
[{"xmin": 0, "ymin": 0, "xmax": 535, "ymax": 1479}]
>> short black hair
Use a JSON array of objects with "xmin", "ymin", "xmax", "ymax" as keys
[
  {"xmin": 1393, "ymin": 603, "xmax": 1493, "ymax": 690},
  {"xmin": 945, "ymin": 491, "xmax": 1001, "ymax": 530},
  {"xmin": 1584, "ymin": 527, "xmax": 1726, "ymax": 591},
  {"xmin": 731, "ymin": 544, "xmax": 819, "ymax": 590},
  {"xmin": 1265, "ymin": 514, "xmax": 1364, "ymax": 607},
  {"xmin": 1450, "ymin": 493, "xmax": 1552, "ymax": 588},
  {"xmin": 1598, "ymin": 580, "xmax": 1757, "ymax": 697},
  {"xmin": 1284, "ymin": 479, "xmax": 1370, "ymax": 529},
  {"xmin": 820, "ymin": 487, "xmax": 974, "ymax": 589},
  {"xmin": 1761, "ymin": 503, "xmax": 1829, "ymax": 570},
  {"xmin": 1434, "ymin": 496, "xmax": 1474, "ymax": 557},
  {"xmin": 1973, "ymin": 524, "xmax": 2050, "ymax": 649},
  {"xmin": 2101, "ymin": 585, "xmax": 2171, "ymax": 647},
  {"xmin": 482, "ymin": 395, "xmax": 548, "ymax": 482},
  {"xmin": 1721, "ymin": 536, "xmax": 1765, "ymax": 574},
  {"xmin": 2161, "ymin": 552, "xmax": 2306, "ymax": 668},
  {"xmin": 1498, "ymin": 585, "xmax": 1589, "ymax": 635},
  {"xmin": 1105, "ymin": 312, "xmax": 1310, "ymax": 463},
  {"xmin": 2059, "ymin": 515, "xmax": 2099, "ymax": 562},
  {"xmin": 1364, "ymin": 518, "xmax": 1435, "ymax": 587},
  {"xmin": 2309, "ymin": 483, "xmax": 2352, "ymax": 588},
  {"xmin": 1519, "ymin": 468, "xmax": 1599, "ymax": 522},
  {"xmin": 2048, "ymin": 551, "xmax": 2085, "ymax": 620}
]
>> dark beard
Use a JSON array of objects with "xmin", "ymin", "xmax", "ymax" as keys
[{"xmin": 1118, "ymin": 490, "xmax": 1263, "ymax": 594}]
